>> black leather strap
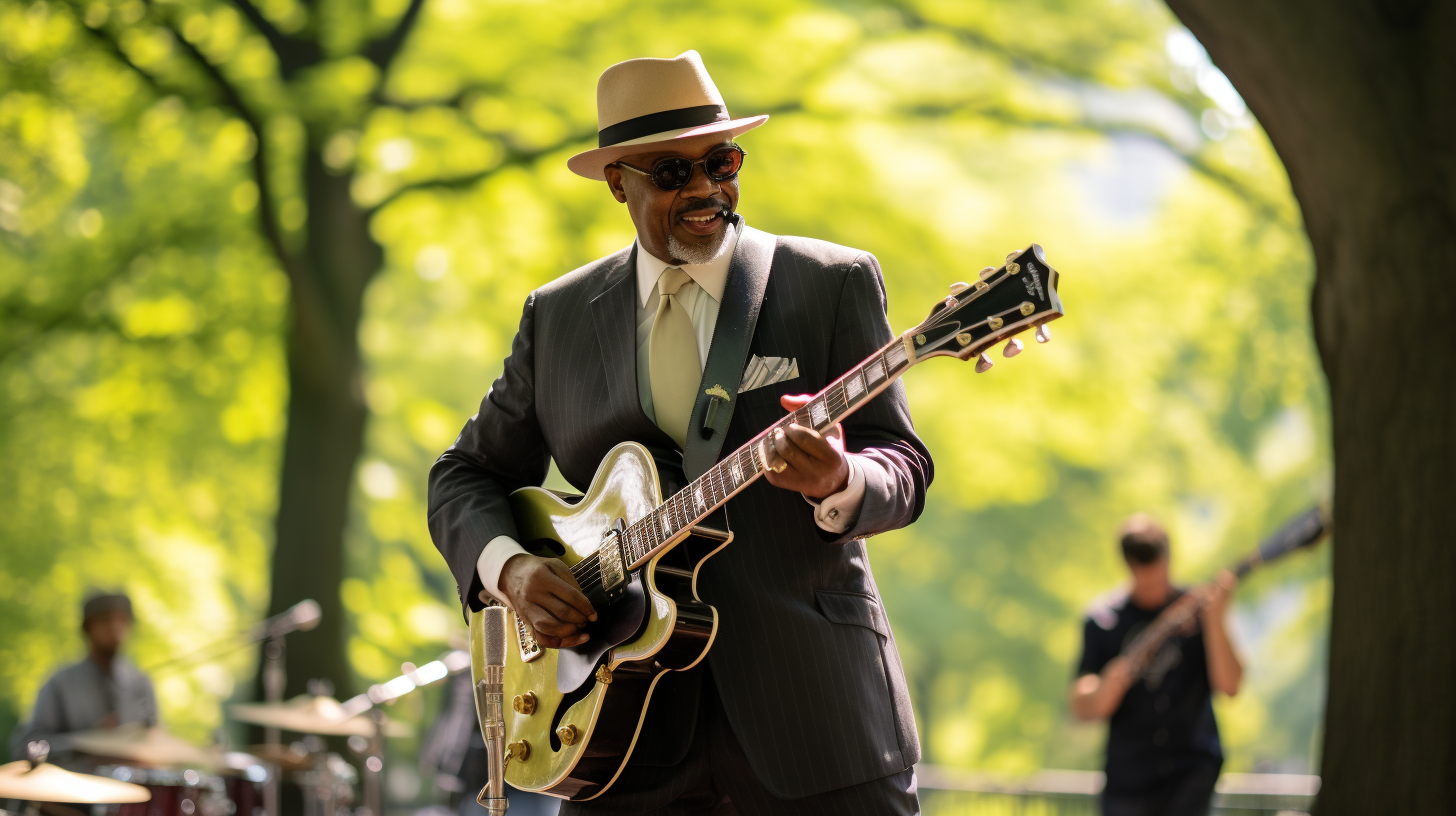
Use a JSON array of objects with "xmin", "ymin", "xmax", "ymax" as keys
[{"xmin": 682, "ymin": 218, "xmax": 775, "ymax": 480}]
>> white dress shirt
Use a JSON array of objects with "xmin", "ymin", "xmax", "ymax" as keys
[{"xmin": 475, "ymin": 226, "xmax": 867, "ymax": 604}]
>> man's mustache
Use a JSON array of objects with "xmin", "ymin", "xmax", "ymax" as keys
[{"xmin": 674, "ymin": 197, "xmax": 732, "ymax": 218}]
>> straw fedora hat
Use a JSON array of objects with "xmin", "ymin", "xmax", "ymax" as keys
[{"xmin": 567, "ymin": 50, "xmax": 768, "ymax": 181}]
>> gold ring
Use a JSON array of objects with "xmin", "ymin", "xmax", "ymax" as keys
[{"xmin": 770, "ymin": 460, "xmax": 787, "ymax": 474}]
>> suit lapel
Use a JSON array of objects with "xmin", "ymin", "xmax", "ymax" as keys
[{"xmin": 682, "ymin": 218, "xmax": 776, "ymax": 480}]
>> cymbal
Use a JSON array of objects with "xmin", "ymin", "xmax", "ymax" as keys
[
  {"xmin": 68, "ymin": 725, "xmax": 222, "ymax": 769},
  {"xmin": 229, "ymin": 696, "xmax": 411, "ymax": 738},
  {"xmin": 243, "ymin": 745, "xmax": 310, "ymax": 772},
  {"xmin": 0, "ymin": 762, "xmax": 151, "ymax": 804}
]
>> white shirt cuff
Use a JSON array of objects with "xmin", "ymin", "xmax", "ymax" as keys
[
  {"xmin": 476, "ymin": 535, "xmax": 530, "ymax": 606},
  {"xmin": 804, "ymin": 455, "xmax": 866, "ymax": 534}
]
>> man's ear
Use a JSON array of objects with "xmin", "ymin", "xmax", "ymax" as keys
[{"xmin": 603, "ymin": 165, "xmax": 628, "ymax": 203}]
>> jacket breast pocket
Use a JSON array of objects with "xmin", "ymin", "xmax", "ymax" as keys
[{"xmin": 815, "ymin": 589, "xmax": 890, "ymax": 639}]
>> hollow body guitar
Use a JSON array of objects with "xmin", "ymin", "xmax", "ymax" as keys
[{"xmin": 468, "ymin": 245, "xmax": 1064, "ymax": 801}]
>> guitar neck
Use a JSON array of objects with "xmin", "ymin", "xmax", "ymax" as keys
[
  {"xmin": 1123, "ymin": 506, "xmax": 1330, "ymax": 673},
  {"xmin": 619, "ymin": 332, "xmax": 918, "ymax": 570}
]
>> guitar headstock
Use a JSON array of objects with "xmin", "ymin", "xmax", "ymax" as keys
[
  {"xmin": 908, "ymin": 244, "xmax": 1064, "ymax": 372},
  {"xmin": 1256, "ymin": 505, "xmax": 1331, "ymax": 563}
]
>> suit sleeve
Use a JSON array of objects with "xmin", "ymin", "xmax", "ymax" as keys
[
  {"xmin": 428, "ymin": 292, "xmax": 551, "ymax": 616},
  {"xmin": 823, "ymin": 253, "xmax": 934, "ymax": 543}
]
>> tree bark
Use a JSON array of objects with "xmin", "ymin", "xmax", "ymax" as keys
[
  {"xmin": 262, "ymin": 145, "xmax": 382, "ymax": 699},
  {"xmin": 1162, "ymin": 1, "xmax": 1456, "ymax": 811}
]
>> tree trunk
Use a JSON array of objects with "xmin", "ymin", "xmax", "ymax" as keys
[
  {"xmin": 1163, "ymin": 1, "xmax": 1456, "ymax": 811},
  {"xmin": 263, "ymin": 145, "xmax": 383, "ymax": 700}
]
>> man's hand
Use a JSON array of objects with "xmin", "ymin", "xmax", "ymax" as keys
[
  {"xmin": 1069, "ymin": 656, "xmax": 1135, "ymax": 721},
  {"xmin": 498, "ymin": 554, "xmax": 596, "ymax": 649},
  {"xmin": 1198, "ymin": 569, "xmax": 1238, "ymax": 625},
  {"xmin": 763, "ymin": 394, "xmax": 851, "ymax": 499}
]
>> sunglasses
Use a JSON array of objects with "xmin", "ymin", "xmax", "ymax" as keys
[{"xmin": 614, "ymin": 145, "xmax": 746, "ymax": 191}]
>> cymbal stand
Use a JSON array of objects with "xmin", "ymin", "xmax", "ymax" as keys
[{"xmin": 360, "ymin": 712, "xmax": 385, "ymax": 816}]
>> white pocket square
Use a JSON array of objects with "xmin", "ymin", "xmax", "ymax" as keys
[{"xmin": 739, "ymin": 355, "xmax": 799, "ymax": 393}]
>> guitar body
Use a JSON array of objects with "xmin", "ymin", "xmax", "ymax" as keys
[{"xmin": 467, "ymin": 442, "xmax": 730, "ymax": 801}]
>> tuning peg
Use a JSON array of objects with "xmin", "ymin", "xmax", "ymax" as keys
[
  {"xmin": 949, "ymin": 281, "xmax": 971, "ymax": 295},
  {"xmin": 975, "ymin": 353, "xmax": 994, "ymax": 373},
  {"xmin": 979, "ymin": 266, "xmax": 997, "ymax": 280},
  {"xmin": 1002, "ymin": 338, "xmax": 1023, "ymax": 358},
  {"xmin": 1035, "ymin": 324, "xmax": 1051, "ymax": 344}
]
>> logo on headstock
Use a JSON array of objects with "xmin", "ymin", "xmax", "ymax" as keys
[{"xmin": 1021, "ymin": 263, "xmax": 1046, "ymax": 302}]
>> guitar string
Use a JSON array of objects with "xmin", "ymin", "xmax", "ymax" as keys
[
  {"xmin": 568, "ymin": 348, "xmax": 902, "ymax": 594},
  {"xmin": 569, "ymin": 367, "xmax": 875, "ymax": 594}
]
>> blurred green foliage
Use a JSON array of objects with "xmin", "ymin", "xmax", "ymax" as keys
[{"xmin": 0, "ymin": 0, "xmax": 1328, "ymax": 787}]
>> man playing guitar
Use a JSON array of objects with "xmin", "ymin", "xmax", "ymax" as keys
[{"xmin": 429, "ymin": 51, "xmax": 932, "ymax": 814}]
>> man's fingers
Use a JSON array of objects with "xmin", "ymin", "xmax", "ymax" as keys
[
  {"xmin": 773, "ymin": 426, "xmax": 815, "ymax": 472},
  {"xmin": 534, "ymin": 592, "xmax": 592, "ymax": 626},
  {"xmin": 780, "ymin": 393, "xmax": 813, "ymax": 411},
  {"xmin": 783, "ymin": 423, "xmax": 841, "ymax": 463},
  {"xmin": 545, "ymin": 559, "xmax": 598, "ymax": 621}
]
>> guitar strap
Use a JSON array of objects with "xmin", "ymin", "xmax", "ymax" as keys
[{"xmin": 682, "ymin": 218, "xmax": 776, "ymax": 481}]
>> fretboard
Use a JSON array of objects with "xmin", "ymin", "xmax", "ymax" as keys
[{"xmin": 618, "ymin": 333, "xmax": 916, "ymax": 570}]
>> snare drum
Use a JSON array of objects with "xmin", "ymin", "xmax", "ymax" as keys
[{"xmin": 94, "ymin": 767, "xmax": 230, "ymax": 816}]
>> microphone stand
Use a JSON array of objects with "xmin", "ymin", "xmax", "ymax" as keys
[{"xmin": 474, "ymin": 607, "xmax": 509, "ymax": 816}]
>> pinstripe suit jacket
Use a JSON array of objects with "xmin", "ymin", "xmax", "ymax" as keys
[{"xmin": 429, "ymin": 219, "xmax": 933, "ymax": 798}]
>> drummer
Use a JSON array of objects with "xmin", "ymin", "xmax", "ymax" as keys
[{"xmin": 12, "ymin": 592, "xmax": 158, "ymax": 759}]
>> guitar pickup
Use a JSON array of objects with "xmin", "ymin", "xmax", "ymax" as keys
[{"xmin": 595, "ymin": 523, "xmax": 629, "ymax": 605}]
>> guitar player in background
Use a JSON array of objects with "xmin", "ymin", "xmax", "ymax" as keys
[
  {"xmin": 429, "ymin": 50, "xmax": 932, "ymax": 815},
  {"xmin": 1070, "ymin": 515, "xmax": 1243, "ymax": 816}
]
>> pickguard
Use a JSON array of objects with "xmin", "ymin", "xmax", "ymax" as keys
[{"xmin": 556, "ymin": 570, "xmax": 648, "ymax": 693}]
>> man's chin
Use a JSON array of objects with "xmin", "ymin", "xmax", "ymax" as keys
[{"xmin": 668, "ymin": 223, "xmax": 731, "ymax": 265}]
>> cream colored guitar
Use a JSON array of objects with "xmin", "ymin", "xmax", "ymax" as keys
[{"xmin": 469, "ymin": 245, "xmax": 1064, "ymax": 801}]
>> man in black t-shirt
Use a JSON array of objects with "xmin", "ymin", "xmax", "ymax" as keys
[{"xmin": 1069, "ymin": 516, "xmax": 1243, "ymax": 816}]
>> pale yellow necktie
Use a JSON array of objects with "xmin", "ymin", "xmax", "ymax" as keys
[{"xmin": 649, "ymin": 268, "xmax": 701, "ymax": 448}]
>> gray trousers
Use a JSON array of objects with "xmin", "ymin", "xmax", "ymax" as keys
[{"xmin": 561, "ymin": 673, "xmax": 919, "ymax": 816}]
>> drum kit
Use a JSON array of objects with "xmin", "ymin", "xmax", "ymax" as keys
[{"xmin": 2, "ymin": 600, "xmax": 472, "ymax": 816}]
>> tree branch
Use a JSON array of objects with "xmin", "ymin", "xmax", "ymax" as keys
[
  {"xmin": 141, "ymin": 1, "xmax": 297, "ymax": 276},
  {"xmin": 364, "ymin": 0, "xmax": 428, "ymax": 80},
  {"xmin": 0, "ymin": 265, "xmax": 134, "ymax": 368},
  {"xmin": 66, "ymin": 8, "xmax": 169, "ymax": 97},
  {"xmin": 223, "ymin": 0, "xmax": 322, "ymax": 80},
  {"xmin": 368, "ymin": 126, "xmax": 596, "ymax": 210}
]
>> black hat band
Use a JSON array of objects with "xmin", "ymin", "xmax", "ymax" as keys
[{"xmin": 598, "ymin": 104, "xmax": 728, "ymax": 148}]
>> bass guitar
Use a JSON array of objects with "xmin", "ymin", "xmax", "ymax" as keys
[
  {"xmin": 468, "ymin": 245, "xmax": 1065, "ymax": 801},
  {"xmin": 1122, "ymin": 505, "xmax": 1331, "ymax": 682}
]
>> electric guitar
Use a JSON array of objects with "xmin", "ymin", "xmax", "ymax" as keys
[
  {"xmin": 1122, "ymin": 505, "xmax": 1331, "ymax": 682},
  {"xmin": 468, "ymin": 245, "xmax": 1064, "ymax": 801}
]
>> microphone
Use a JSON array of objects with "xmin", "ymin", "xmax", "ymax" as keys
[
  {"xmin": 477, "ymin": 606, "xmax": 509, "ymax": 816},
  {"xmin": 256, "ymin": 599, "xmax": 322, "ymax": 640}
]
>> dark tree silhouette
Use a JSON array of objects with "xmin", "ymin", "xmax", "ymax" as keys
[{"xmin": 1165, "ymin": 1, "xmax": 1456, "ymax": 811}]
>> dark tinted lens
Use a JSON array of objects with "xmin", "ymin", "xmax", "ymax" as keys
[
  {"xmin": 651, "ymin": 158, "xmax": 693, "ymax": 190},
  {"xmin": 704, "ymin": 147, "xmax": 744, "ymax": 180}
]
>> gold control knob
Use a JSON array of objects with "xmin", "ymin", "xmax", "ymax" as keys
[
  {"xmin": 506, "ymin": 740, "xmax": 530, "ymax": 762},
  {"xmin": 512, "ymin": 692, "xmax": 537, "ymax": 715},
  {"xmin": 556, "ymin": 724, "xmax": 578, "ymax": 746}
]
